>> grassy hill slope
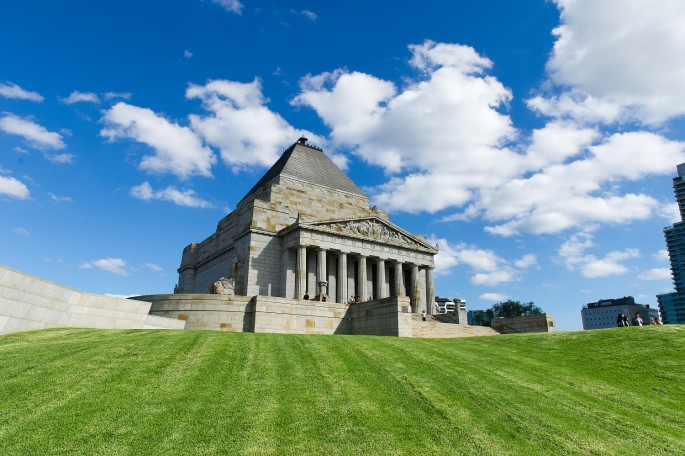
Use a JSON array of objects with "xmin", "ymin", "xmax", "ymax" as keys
[{"xmin": 0, "ymin": 326, "xmax": 683, "ymax": 455}]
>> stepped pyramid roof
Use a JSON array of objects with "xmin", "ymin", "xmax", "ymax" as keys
[{"xmin": 240, "ymin": 138, "xmax": 366, "ymax": 203}]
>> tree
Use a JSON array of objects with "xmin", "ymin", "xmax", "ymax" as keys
[{"xmin": 477, "ymin": 300, "xmax": 542, "ymax": 327}]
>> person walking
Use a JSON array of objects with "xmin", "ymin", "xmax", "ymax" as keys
[{"xmin": 421, "ymin": 310, "xmax": 427, "ymax": 322}]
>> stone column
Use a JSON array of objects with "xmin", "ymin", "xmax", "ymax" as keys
[
  {"xmin": 377, "ymin": 259, "xmax": 386, "ymax": 299},
  {"xmin": 358, "ymin": 255, "xmax": 367, "ymax": 301},
  {"xmin": 411, "ymin": 264, "xmax": 420, "ymax": 313},
  {"xmin": 425, "ymin": 267, "xmax": 435, "ymax": 315},
  {"xmin": 338, "ymin": 252, "xmax": 348, "ymax": 304},
  {"xmin": 394, "ymin": 261, "xmax": 404, "ymax": 297},
  {"xmin": 296, "ymin": 246, "xmax": 307, "ymax": 300},
  {"xmin": 317, "ymin": 248, "xmax": 327, "ymax": 297}
]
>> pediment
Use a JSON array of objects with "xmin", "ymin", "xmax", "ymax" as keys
[{"xmin": 304, "ymin": 217, "xmax": 437, "ymax": 252}]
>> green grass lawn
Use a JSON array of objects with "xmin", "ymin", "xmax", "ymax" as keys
[{"xmin": 0, "ymin": 326, "xmax": 683, "ymax": 455}]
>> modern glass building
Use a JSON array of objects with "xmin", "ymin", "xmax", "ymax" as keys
[{"xmin": 657, "ymin": 163, "xmax": 685, "ymax": 324}]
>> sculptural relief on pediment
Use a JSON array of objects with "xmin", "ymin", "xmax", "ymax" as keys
[{"xmin": 312, "ymin": 219, "xmax": 432, "ymax": 250}]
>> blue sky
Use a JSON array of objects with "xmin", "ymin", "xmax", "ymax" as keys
[{"xmin": 2, "ymin": 0, "xmax": 685, "ymax": 331}]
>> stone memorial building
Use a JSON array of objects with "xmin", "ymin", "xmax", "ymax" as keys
[
  {"xmin": 0, "ymin": 138, "xmax": 497, "ymax": 338},
  {"xmin": 176, "ymin": 137, "xmax": 438, "ymax": 314}
]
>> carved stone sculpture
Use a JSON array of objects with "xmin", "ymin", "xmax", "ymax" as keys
[
  {"xmin": 210, "ymin": 277, "xmax": 235, "ymax": 296},
  {"xmin": 328, "ymin": 219, "xmax": 414, "ymax": 246}
]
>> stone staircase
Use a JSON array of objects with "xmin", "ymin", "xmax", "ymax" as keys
[{"xmin": 411, "ymin": 314, "xmax": 498, "ymax": 338}]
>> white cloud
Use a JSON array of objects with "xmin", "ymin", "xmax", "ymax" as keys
[
  {"xmin": 409, "ymin": 40, "xmax": 494, "ymax": 74},
  {"xmin": 480, "ymin": 293, "xmax": 508, "ymax": 302},
  {"xmin": 130, "ymin": 181, "xmax": 214, "ymax": 208},
  {"xmin": 558, "ymin": 232, "xmax": 640, "ymax": 278},
  {"xmin": 514, "ymin": 254, "xmax": 537, "ymax": 269},
  {"xmin": 431, "ymin": 236, "xmax": 460, "ymax": 275},
  {"xmin": 211, "ymin": 0, "xmax": 243, "ymax": 15},
  {"xmin": 638, "ymin": 268, "xmax": 671, "ymax": 280},
  {"xmin": 62, "ymin": 91, "xmax": 99, "ymax": 104},
  {"xmin": 523, "ymin": 121, "xmax": 598, "ymax": 171},
  {"xmin": 80, "ymin": 258, "xmax": 129, "ymax": 276},
  {"xmin": 101, "ymin": 102, "xmax": 216, "ymax": 179},
  {"xmin": 546, "ymin": 0, "xmax": 685, "ymax": 125},
  {"xmin": 13, "ymin": 227, "xmax": 30, "ymax": 236},
  {"xmin": 49, "ymin": 193, "xmax": 73, "ymax": 203},
  {"xmin": 294, "ymin": 40, "xmax": 518, "ymax": 213},
  {"xmin": 292, "ymin": 37, "xmax": 685, "ymax": 237},
  {"xmin": 655, "ymin": 250, "xmax": 670, "ymax": 262},
  {"xmin": 183, "ymin": 50, "xmax": 193, "ymax": 58},
  {"xmin": 480, "ymin": 131, "xmax": 685, "ymax": 236},
  {"xmin": 144, "ymin": 262, "xmax": 164, "ymax": 273},
  {"xmin": 470, "ymin": 270, "xmax": 515, "ymax": 286},
  {"xmin": 526, "ymin": 93, "xmax": 622, "ymax": 124},
  {"xmin": 187, "ymin": 79, "xmax": 319, "ymax": 170},
  {"xmin": 44, "ymin": 152, "xmax": 74, "ymax": 164},
  {"xmin": 301, "ymin": 10, "xmax": 317, "ymax": 21},
  {"xmin": 0, "ymin": 175, "xmax": 30, "ymax": 199},
  {"xmin": 0, "ymin": 114, "xmax": 66, "ymax": 149},
  {"xmin": 429, "ymin": 236, "xmax": 524, "ymax": 286},
  {"xmin": 659, "ymin": 202, "xmax": 680, "ymax": 223},
  {"xmin": 0, "ymin": 82, "xmax": 43, "ymax": 102},
  {"xmin": 581, "ymin": 249, "xmax": 640, "ymax": 278},
  {"xmin": 104, "ymin": 92, "xmax": 132, "ymax": 101}
]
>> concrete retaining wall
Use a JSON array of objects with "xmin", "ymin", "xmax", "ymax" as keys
[{"xmin": 0, "ymin": 265, "xmax": 185, "ymax": 335}]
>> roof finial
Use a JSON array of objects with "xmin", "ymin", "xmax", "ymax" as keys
[{"xmin": 298, "ymin": 136, "xmax": 308, "ymax": 144}]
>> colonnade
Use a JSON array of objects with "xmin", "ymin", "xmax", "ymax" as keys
[{"xmin": 292, "ymin": 245, "xmax": 434, "ymax": 314}]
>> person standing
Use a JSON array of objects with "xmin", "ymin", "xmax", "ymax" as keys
[
  {"xmin": 633, "ymin": 312, "xmax": 643, "ymax": 326},
  {"xmin": 421, "ymin": 310, "xmax": 427, "ymax": 322}
]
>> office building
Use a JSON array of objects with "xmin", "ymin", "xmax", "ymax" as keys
[
  {"xmin": 657, "ymin": 163, "xmax": 685, "ymax": 324},
  {"xmin": 582, "ymin": 296, "xmax": 659, "ymax": 329}
]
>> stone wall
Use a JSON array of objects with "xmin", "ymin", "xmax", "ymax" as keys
[
  {"xmin": 491, "ymin": 313, "xmax": 556, "ymax": 334},
  {"xmin": 0, "ymin": 265, "xmax": 185, "ymax": 335},
  {"xmin": 133, "ymin": 294, "xmax": 254, "ymax": 332},
  {"xmin": 268, "ymin": 175, "xmax": 374, "ymax": 225},
  {"xmin": 132, "ymin": 293, "xmax": 413, "ymax": 337},
  {"xmin": 350, "ymin": 296, "xmax": 413, "ymax": 337},
  {"xmin": 247, "ymin": 232, "xmax": 283, "ymax": 297},
  {"xmin": 252, "ymin": 296, "xmax": 350, "ymax": 335}
]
